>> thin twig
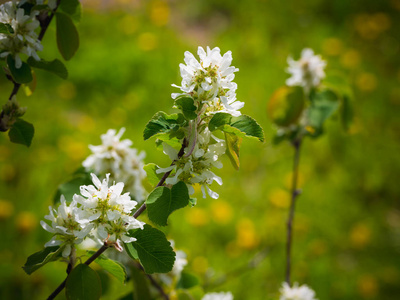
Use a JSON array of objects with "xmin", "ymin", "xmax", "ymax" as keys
[
  {"xmin": 285, "ymin": 138, "xmax": 302, "ymax": 285},
  {"xmin": 133, "ymin": 261, "xmax": 170, "ymax": 300}
]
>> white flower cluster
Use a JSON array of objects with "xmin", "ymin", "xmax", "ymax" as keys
[
  {"xmin": 279, "ymin": 282, "xmax": 318, "ymax": 300},
  {"xmin": 202, "ymin": 292, "xmax": 233, "ymax": 300},
  {"xmin": 286, "ymin": 48, "xmax": 326, "ymax": 93},
  {"xmin": 159, "ymin": 46, "xmax": 243, "ymax": 199},
  {"xmin": 0, "ymin": 1, "xmax": 43, "ymax": 68},
  {"xmin": 83, "ymin": 128, "xmax": 147, "ymax": 202},
  {"xmin": 157, "ymin": 240, "xmax": 188, "ymax": 287},
  {"xmin": 41, "ymin": 174, "xmax": 144, "ymax": 257}
]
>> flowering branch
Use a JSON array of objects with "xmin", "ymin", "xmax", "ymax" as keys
[{"xmin": 285, "ymin": 138, "xmax": 302, "ymax": 285}]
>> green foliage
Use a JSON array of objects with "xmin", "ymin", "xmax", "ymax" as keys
[
  {"xmin": 65, "ymin": 264, "xmax": 102, "ymax": 300},
  {"xmin": 8, "ymin": 118, "xmax": 34, "ymax": 147},
  {"xmin": 340, "ymin": 94, "xmax": 354, "ymax": 131},
  {"xmin": 54, "ymin": 169, "xmax": 92, "ymax": 203},
  {"xmin": 209, "ymin": 113, "xmax": 264, "ymax": 142},
  {"xmin": 59, "ymin": 0, "xmax": 82, "ymax": 22},
  {"xmin": 176, "ymin": 272, "xmax": 200, "ymax": 289},
  {"xmin": 146, "ymin": 181, "xmax": 190, "ymax": 226},
  {"xmin": 7, "ymin": 55, "xmax": 33, "ymax": 84},
  {"xmin": 0, "ymin": 22, "xmax": 13, "ymax": 34},
  {"xmin": 125, "ymin": 224, "xmax": 175, "ymax": 274},
  {"xmin": 267, "ymin": 86, "xmax": 305, "ymax": 127},
  {"xmin": 143, "ymin": 163, "xmax": 163, "ymax": 186},
  {"xmin": 27, "ymin": 58, "xmax": 68, "ymax": 80},
  {"xmin": 22, "ymin": 246, "xmax": 62, "ymax": 275},
  {"xmin": 89, "ymin": 252, "xmax": 127, "ymax": 283},
  {"xmin": 130, "ymin": 265, "xmax": 152, "ymax": 300},
  {"xmin": 174, "ymin": 96, "xmax": 198, "ymax": 120},
  {"xmin": 56, "ymin": 12, "xmax": 80, "ymax": 61},
  {"xmin": 143, "ymin": 111, "xmax": 186, "ymax": 140},
  {"xmin": 224, "ymin": 132, "xmax": 241, "ymax": 170}
]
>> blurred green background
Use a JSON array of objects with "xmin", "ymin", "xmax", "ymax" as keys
[{"xmin": 1, "ymin": 0, "xmax": 399, "ymax": 299}]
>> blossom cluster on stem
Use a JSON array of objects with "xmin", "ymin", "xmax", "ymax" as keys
[
  {"xmin": 41, "ymin": 173, "xmax": 144, "ymax": 257},
  {"xmin": 158, "ymin": 46, "xmax": 244, "ymax": 199},
  {"xmin": 83, "ymin": 128, "xmax": 147, "ymax": 203},
  {"xmin": 279, "ymin": 282, "xmax": 318, "ymax": 300}
]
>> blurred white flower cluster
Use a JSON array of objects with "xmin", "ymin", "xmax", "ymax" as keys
[
  {"xmin": 41, "ymin": 173, "xmax": 144, "ymax": 257},
  {"xmin": 279, "ymin": 282, "xmax": 317, "ymax": 300},
  {"xmin": 0, "ymin": 0, "xmax": 43, "ymax": 68},
  {"xmin": 159, "ymin": 46, "xmax": 243, "ymax": 199},
  {"xmin": 286, "ymin": 48, "xmax": 326, "ymax": 93},
  {"xmin": 202, "ymin": 292, "xmax": 233, "ymax": 300},
  {"xmin": 83, "ymin": 128, "xmax": 147, "ymax": 202}
]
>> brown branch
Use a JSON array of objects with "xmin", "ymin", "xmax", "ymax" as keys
[
  {"xmin": 285, "ymin": 138, "xmax": 302, "ymax": 285},
  {"xmin": 133, "ymin": 261, "xmax": 169, "ymax": 300}
]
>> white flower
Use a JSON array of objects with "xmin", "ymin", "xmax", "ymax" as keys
[
  {"xmin": 202, "ymin": 292, "xmax": 234, "ymax": 300},
  {"xmin": 172, "ymin": 46, "xmax": 243, "ymax": 116},
  {"xmin": 279, "ymin": 282, "xmax": 318, "ymax": 300},
  {"xmin": 286, "ymin": 48, "xmax": 326, "ymax": 92},
  {"xmin": 40, "ymin": 195, "xmax": 92, "ymax": 257},
  {"xmin": 74, "ymin": 173, "xmax": 144, "ymax": 248},
  {"xmin": 83, "ymin": 128, "xmax": 147, "ymax": 202},
  {"xmin": 0, "ymin": 1, "xmax": 42, "ymax": 68},
  {"xmin": 172, "ymin": 249, "xmax": 187, "ymax": 277}
]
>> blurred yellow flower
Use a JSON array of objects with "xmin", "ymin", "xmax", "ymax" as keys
[
  {"xmin": 118, "ymin": 14, "xmax": 138, "ymax": 35},
  {"xmin": 211, "ymin": 200, "xmax": 233, "ymax": 224},
  {"xmin": 236, "ymin": 218, "xmax": 260, "ymax": 249},
  {"xmin": 269, "ymin": 188, "xmax": 290, "ymax": 209},
  {"xmin": 138, "ymin": 32, "xmax": 158, "ymax": 51},
  {"xmin": 57, "ymin": 82, "xmax": 76, "ymax": 100},
  {"xmin": 191, "ymin": 256, "xmax": 208, "ymax": 274},
  {"xmin": 322, "ymin": 38, "xmax": 343, "ymax": 56},
  {"xmin": 357, "ymin": 274, "xmax": 379, "ymax": 298},
  {"xmin": 185, "ymin": 207, "xmax": 209, "ymax": 227},
  {"xmin": 350, "ymin": 223, "xmax": 371, "ymax": 248},
  {"xmin": 57, "ymin": 136, "xmax": 87, "ymax": 162},
  {"xmin": 77, "ymin": 115, "xmax": 96, "ymax": 133},
  {"xmin": 150, "ymin": 0, "xmax": 170, "ymax": 27},
  {"xmin": 354, "ymin": 13, "xmax": 391, "ymax": 40},
  {"xmin": 0, "ymin": 200, "xmax": 14, "ymax": 220},
  {"xmin": 356, "ymin": 72, "xmax": 377, "ymax": 92},
  {"xmin": 16, "ymin": 211, "xmax": 37, "ymax": 234},
  {"xmin": 340, "ymin": 49, "xmax": 361, "ymax": 69}
]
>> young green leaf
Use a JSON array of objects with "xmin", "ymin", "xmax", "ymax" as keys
[
  {"xmin": 308, "ymin": 88, "xmax": 340, "ymax": 133},
  {"xmin": 224, "ymin": 132, "xmax": 242, "ymax": 170},
  {"xmin": 143, "ymin": 163, "xmax": 163, "ymax": 186},
  {"xmin": 66, "ymin": 264, "xmax": 102, "ymax": 300},
  {"xmin": 54, "ymin": 170, "xmax": 92, "ymax": 203},
  {"xmin": 27, "ymin": 57, "xmax": 68, "ymax": 79},
  {"xmin": 174, "ymin": 96, "xmax": 197, "ymax": 120},
  {"xmin": 90, "ymin": 253, "xmax": 127, "ymax": 283},
  {"xmin": 143, "ymin": 111, "xmax": 185, "ymax": 140},
  {"xmin": 22, "ymin": 246, "xmax": 62, "ymax": 275},
  {"xmin": 0, "ymin": 22, "xmax": 13, "ymax": 34},
  {"xmin": 8, "ymin": 118, "xmax": 34, "ymax": 147},
  {"xmin": 146, "ymin": 181, "xmax": 190, "ymax": 226},
  {"xmin": 56, "ymin": 12, "xmax": 79, "ymax": 61},
  {"xmin": 208, "ymin": 112, "xmax": 232, "ymax": 131},
  {"xmin": 7, "ymin": 55, "xmax": 33, "ymax": 84},
  {"xmin": 127, "ymin": 224, "xmax": 175, "ymax": 274},
  {"xmin": 176, "ymin": 272, "xmax": 200, "ymax": 289}
]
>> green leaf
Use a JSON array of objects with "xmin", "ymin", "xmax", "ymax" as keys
[
  {"xmin": 308, "ymin": 88, "xmax": 340, "ymax": 133},
  {"xmin": 27, "ymin": 57, "xmax": 68, "ymax": 79},
  {"xmin": 209, "ymin": 113, "xmax": 264, "ymax": 142},
  {"xmin": 66, "ymin": 264, "xmax": 102, "ymax": 300},
  {"xmin": 59, "ymin": 0, "xmax": 80, "ymax": 16},
  {"xmin": 7, "ymin": 55, "xmax": 33, "ymax": 84},
  {"xmin": 127, "ymin": 224, "xmax": 175, "ymax": 274},
  {"xmin": 146, "ymin": 181, "xmax": 190, "ymax": 226},
  {"xmin": 124, "ymin": 242, "xmax": 138, "ymax": 260},
  {"xmin": 189, "ymin": 198, "xmax": 197, "ymax": 207},
  {"xmin": 23, "ymin": 246, "xmax": 62, "ymax": 275},
  {"xmin": 130, "ymin": 265, "xmax": 152, "ymax": 300},
  {"xmin": 175, "ymin": 96, "xmax": 198, "ymax": 120},
  {"xmin": 8, "ymin": 118, "xmax": 34, "ymax": 147},
  {"xmin": 143, "ymin": 163, "xmax": 163, "ymax": 186},
  {"xmin": 54, "ymin": 171, "xmax": 92, "ymax": 203},
  {"xmin": 91, "ymin": 253, "xmax": 127, "ymax": 283},
  {"xmin": 143, "ymin": 111, "xmax": 185, "ymax": 140},
  {"xmin": 224, "ymin": 132, "xmax": 241, "ymax": 170},
  {"xmin": 267, "ymin": 86, "xmax": 305, "ymax": 127},
  {"xmin": 0, "ymin": 23, "xmax": 13, "ymax": 34},
  {"xmin": 176, "ymin": 272, "xmax": 200, "ymax": 289},
  {"xmin": 56, "ymin": 12, "xmax": 79, "ymax": 61}
]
